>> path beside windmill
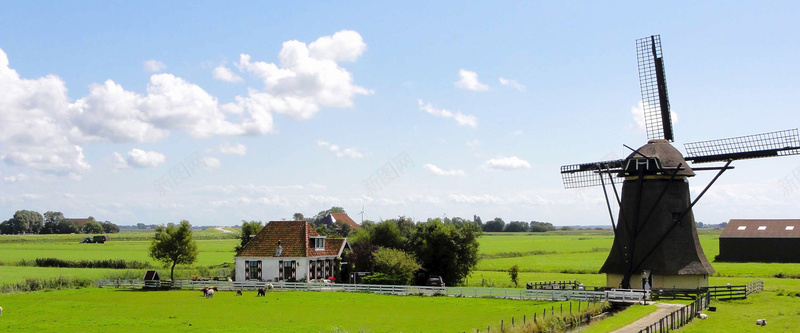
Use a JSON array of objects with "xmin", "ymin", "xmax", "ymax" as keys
[{"xmin": 610, "ymin": 302, "xmax": 684, "ymax": 333}]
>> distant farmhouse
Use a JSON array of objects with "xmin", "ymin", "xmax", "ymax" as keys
[
  {"xmin": 717, "ymin": 219, "xmax": 800, "ymax": 263},
  {"xmin": 320, "ymin": 213, "xmax": 361, "ymax": 230},
  {"xmin": 235, "ymin": 221, "xmax": 350, "ymax": 282},
  {"xmin": 65, "ymin": 217, "xmax": 94, "ymax": 228}
]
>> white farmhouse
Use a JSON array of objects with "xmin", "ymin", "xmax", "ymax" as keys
[{"xmin": 235, "ymin": 220, "xmax": 349, "ymax": 282}]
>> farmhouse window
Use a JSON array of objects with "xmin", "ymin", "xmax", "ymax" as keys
[
  {"xmin": 737, "ymin": 226, "xmax": 746, "ymax": 230},
  {"xmin": 248, "ymin": 260, "xmax": 259, "ymax": 280},
  {"xmin": 244, "ymin": 260, "xmax": 250, "ymax": 281},
  {"xmin": 787, "ymin": 226, "xmax": 795, "ymax": 231},
  {"xmin": 282, "ymin": 260, "xmax": 294, "ymax": 281},
  {"xmin": 758, "ymin": 226, "xmax": 767, "ymax": 231}
]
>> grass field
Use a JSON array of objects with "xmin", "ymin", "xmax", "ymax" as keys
[
  {"xmin": 2, "ymin": 227, "xmax": 800, "ymax": 332},
  {"xmin": 0, "ymin": 288, "xmax": 585, "ymax": 332}
]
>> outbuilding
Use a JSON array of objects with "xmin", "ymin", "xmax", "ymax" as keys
[{"xmin": 717, "ymin": 219, "xmax": 800, "ymax": 263}]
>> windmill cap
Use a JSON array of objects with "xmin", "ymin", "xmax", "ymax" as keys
[{"xmin": 627, "ymin": 140, "xmax": 695, "ymax": 177}]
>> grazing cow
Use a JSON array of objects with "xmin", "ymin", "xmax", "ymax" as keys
[
  {"xmin": 205, "ymin": 289, "xmax": 215, "ymax": 299},
  {"xmin": 698, "ymin": 313, "xmax": 708, "ymax": 319},
  {"xmin": 267, "ymin": 283, "xmax": 274, "ymax": 291},
  {"xmin": 236, "ymin": 289, "xmax": 242, "ymax": 296},
  {"xmin": 756, "ymin": 319, "xmax": 767, "ymax": 326},
  {"xmin": 257, "ymin": 288, "xmax": 265, "ymax": 297}
]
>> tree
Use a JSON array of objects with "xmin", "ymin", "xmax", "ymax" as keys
[
  {"xmin": 473, "ymin": 215, "xmax": 483, "ymax": 226},
  {"xmin": 0, "ymin": 220, "xmax": 11, "ymax": 235},
  {"xmin": 56, "ymin": 219, "xmax": 78, "ymax": 234},
  {"xmin": 504, "ymin": 221, "xmax": 529, "ymax": 232},
  {"xmin": 236, "ymin": 220, "xmax": 263, "ymax": 252},
  {"xmin": 101, "ymin": 221, "xmax": 120, "ymax": 233},
  {"xmin": 371, "ymin": 247, "xmax": 420, "ymax": 285},
  {"xmin": 149, "ymin": 220, "xmax": 198, "ymax": 281},
  {"xmin": 346, "ymin": 241, "xmax": 378, "ymax": 272},
  {"xmin": 482, "ymin": 218, "xmax": 505, "ymax": 232},
  {"xmin": 530, "ymin": 221, "xmax": 556, "ymax": 232},
  {"xmin": 42, "ymin": 211, "xmax": 65, "ymax": 234},
  {"xmin": 292, "ymin": 213, "xmax": 305, "ymax": 221},
  {"xmin": 508, "ymin": 264, "xmax": 520, "ymax": 287},
  {"xmin": 409, "ymin": 219, "xmax": 481, "ymax": 286},
  {"xmin": 136, "ymin": 223, "xmax": 147, "ymax": 229},
  {"xmin": 370, "ymin": 221, "xmax": 405, "ymax": 250},
  {"xmin": 81, "ymin": 220, "xmax": 104, "ymax": 234},
  {"xmin": 7, "ymin": 210, "xmax": 44, "ymax": 234}
]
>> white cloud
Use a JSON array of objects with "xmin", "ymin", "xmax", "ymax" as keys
[
  {"xmin": 466, "ymin": 140, "xmax": 481, "ymax": 147},
  {"xmin": 144, "ymin": 60, "xmax": 167, "ymax": 72},
  {"xmin": 3, "ymin": 173, "xmax": 27, "ymax": 183},
  {"xmin": 235, "ymin": 30, "xmax": 373, "ymax": 120},
  {"xmin": 203, "ymin": 157, "xmax": 222, "ymax": 169},
  {"xmin": 0, "ymin": 31, "xmax": 371, "ymax": 175},
  {"xmin": 499, "ymin": 77, "xmax": 526, "ymax": 91},
  {"xmin": 417, "ymin": 100, "xmax": 478, "ymax": 128},
  {"xmin": 317, "ymin": 140, "xmax": 363, "ymax": 159},
  {"xmin": 513, "ymin": 130, "xmax": 524, "ymax": 136},
  {"xmin": 0, "ymin": 49, "xmax": 91, "ymax": 174},
  {"xmin": 217, "ymin": 142, "xmax": 247, "ymax": 156},
  {"xmin": 424, "ymin": 163, "xmax": 466, "ymax": 176},
  {"xmin": 114, "ymin": 149, "xmax": 166, "ymax": 169},
  {"xmin": 482, "ymin": 156, "xmax": 531, "ymax": 171},
  {"xmin": 212, "ymin": 65, "xmax": 243, "ymax": 82},
  {"xmin": 448, "ymin": 194, "xmax": 501, "ymax": 204},
  {"xmin": 455, "ymin": 69, "xmax": 489, "ymax": 91}
]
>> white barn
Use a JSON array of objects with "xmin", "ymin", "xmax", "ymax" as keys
[{"xmin": 235, "ymin": 221, "xmax": 349, "ymax": 282}]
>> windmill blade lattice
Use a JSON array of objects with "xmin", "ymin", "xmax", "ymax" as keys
[
  {"xmin": 637, "ymin": 35, "xmax": 674, "ymax": 142},
  {"xmin": 685, "ymin": 129, "xmax": 800, "ymax": 163},
  {"xmin": 560, "ymin": 159, "xmax": 626, "ymax": 189}
]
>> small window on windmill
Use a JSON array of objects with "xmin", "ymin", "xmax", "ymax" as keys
[
  {"xmin": 737, "ymin": 226, "xmax": 746, "ymax": 231},
  {"xmin": 786, "ymin": 226, "xmax": 795, "ymax": 231},
  {"xmin": 758, "ymin": 226, "xmax": 767, "ymax": 231}
]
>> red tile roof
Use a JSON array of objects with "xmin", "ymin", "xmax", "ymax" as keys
[
  {"xmin": 330, "ymin": 213, "xmax": 361, "ymax": 230},
  {"xmin": 65, "ymin": 218, "xmax": 93, "ymax": 227},
  {"xmin": 236, "ymin": 221, "xmax": 348, "ymax": 258},
  {"xmin": 721, "ymin": 219, "xmax": 800, "ymax": 238}
]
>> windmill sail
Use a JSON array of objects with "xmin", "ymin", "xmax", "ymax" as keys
[
  {"xmin": 637, "ymin": 35, "xmax": 674, "ymax": 142},
  {"xmin": 560, "ymin": 159, "xmax": 625, "ymax": 189},
  {"xmin": 685, "ymin": 129, "xmax": 800, "ymax": 163}
]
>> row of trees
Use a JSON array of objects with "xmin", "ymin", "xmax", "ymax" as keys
[
  {"xmin": 345, "ymin": 216, "xmax": 480, "ymax": 287},
  {"xmin": 0, "ymin": 210, "xmax": 119, "ymax": 235},
  {"xmin": 480, "ymin": 218, "xmax": 557, "ymax": 233}
]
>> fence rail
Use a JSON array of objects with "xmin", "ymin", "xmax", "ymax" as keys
[
  {"xmin": 636, "ymin": 280, "xmax": 764, "ymax": 333},
  {"xmin": 96, "ymin": 279, "xmax": 648, "ymax": 303}
]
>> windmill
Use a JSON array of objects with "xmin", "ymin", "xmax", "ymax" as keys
[{"xmin": 560, "ymin": 35, "xmax": 800, "ymax": 290}]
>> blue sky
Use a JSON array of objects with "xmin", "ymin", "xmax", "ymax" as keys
[{"xmin": 1, "ymin": 1, "xmax": 799, "ymax": 226}]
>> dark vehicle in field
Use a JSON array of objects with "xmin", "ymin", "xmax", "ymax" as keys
[
  {"xmin": 425, "ymin": 276, "xmax": 445, "ymax": 287},
  {"xmin": 81, "ymin": 235, "xmax": 109, "ymax": 244}
]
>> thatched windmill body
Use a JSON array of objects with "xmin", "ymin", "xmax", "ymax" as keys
[{"xmin": 561, "ymin": 35, "xmax": 800, "ymax": 290}]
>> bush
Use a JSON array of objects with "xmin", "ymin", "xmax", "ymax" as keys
[
  {"xmin": 372, "ymin": 247, "xmax": 420, "ymax": 285},
  {"xmin": 1, "ymin": 276, "xmax": 94, "ymax": 293},
  {"xmin": 361, "ymin": 272, "xmax": 406, "ymax": 285},
  {"xmin": 33, "ymin": 258, "xmax": 152, "ymax": 269}
]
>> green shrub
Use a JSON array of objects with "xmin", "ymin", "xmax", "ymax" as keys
[
  {"xmin": 32, "ymin": 258, "xmax": 152, "ymax": 269},
  {"xmin": 1, "ymin": 276, "xmax": 94, "ymax": 293},
  {"xmin": 361, "ymin": 272, "xmax": 406, "ymax": 285}
]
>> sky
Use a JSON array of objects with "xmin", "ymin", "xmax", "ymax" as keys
[{"xmin": 1, "ymin": 1, "xmax": 799, "ymax": 226}]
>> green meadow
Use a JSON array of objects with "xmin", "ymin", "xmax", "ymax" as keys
[
  {"xmin": 2, "ymin": 227, "xmax": 800, "ymax": 332},
  {"xmin": 0, "ymin": 289, "xmax": 588, "ymax": 332}
]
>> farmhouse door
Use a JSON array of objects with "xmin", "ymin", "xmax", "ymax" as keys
[
  {"xmin": 244, "ymin": 260, "xmax": 250, "ymax": 281},
  {"xmin": 257, "ymin": 260, "xmax": 262, "ymax": 281},
  {"xmin": 278, "ymin": 260, "xmax": 284, "ymax": 281}
]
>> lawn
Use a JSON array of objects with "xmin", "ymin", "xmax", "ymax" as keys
[
  {"xmin": 0, "ymin": 288, "xmax": 578, "ymax": 332},
  {"xmin": 679, "ymin": 291, "xmax": 800, "ymax": 332}
]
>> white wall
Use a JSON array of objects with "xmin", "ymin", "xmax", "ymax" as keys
[{"xmin": 236, "ymin": 257, "xmax": 320, "ymax": 282}]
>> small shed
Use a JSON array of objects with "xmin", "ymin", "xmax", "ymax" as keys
[
  {"xmin": 143, "ymin": 270, "xmax": 161, "ymax": 281},
  {"xmin": 718, "ymin": 219, "xmax": 800, "ymax": 263}
]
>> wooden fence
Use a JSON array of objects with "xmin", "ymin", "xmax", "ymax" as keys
[
  {"xmin": 97, "ymin": 279, "xmax": 648, "ymax": 303},
  {"xmin": 636, "ymin": 280, "xmax": 764, "ymax": 333}
]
